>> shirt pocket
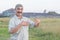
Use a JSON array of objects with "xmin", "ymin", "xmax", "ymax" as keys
[{"xmin": 14, "ymin": 20, "xmax": 21, "ymax": 27}]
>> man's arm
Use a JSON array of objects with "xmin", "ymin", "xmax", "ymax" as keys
[
  {"xmin": 28, "ymin": 18, "xmax": 40, "ymax": 28},
  {"xmin": 9, "ymin": 23, "xmax": 22, "ymax": 34},
  {"xmin": 9, "ymin": 20, "xmax": 28, "ymax": 34},
  {"xmin": 34, "ymin": 18, "xmax": 40, "ymax": 27}
]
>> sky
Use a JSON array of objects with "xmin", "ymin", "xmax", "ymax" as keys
[{"xmin": 0, "ymin": 0, "xmax": 60, "ymax": 14}]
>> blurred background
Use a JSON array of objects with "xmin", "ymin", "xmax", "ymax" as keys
[{"xmin": 0, "ymin": 0, "xmax": 60, "ymax": 40}]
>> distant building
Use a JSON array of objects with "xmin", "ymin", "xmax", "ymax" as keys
[{"xmin": 2, "ymin": 8, "xmax": 15, "ymax": 17}]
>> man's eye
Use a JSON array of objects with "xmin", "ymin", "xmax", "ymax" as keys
[{"xmin": 17, "ymin": 8, "xmax": 20, "ymax": 10}]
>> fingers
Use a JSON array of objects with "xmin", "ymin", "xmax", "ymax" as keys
[
  {"xmin": 35, "ymin": 18, "xmax": 40, "ymax": 23},
  {"xmin": 21, "ymin": 21, "xmax": 29, "ymax": 26}
]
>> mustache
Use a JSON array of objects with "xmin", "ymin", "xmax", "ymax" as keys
[{"xmin": 17, "ymin": 11, "xmax": 22, "ymax": 13}]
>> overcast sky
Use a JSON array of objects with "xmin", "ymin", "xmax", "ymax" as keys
[{"xmin": 0, "ymin": 0, "xmax": 60, "ymax": 13}]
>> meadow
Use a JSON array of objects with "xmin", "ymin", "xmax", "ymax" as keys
[{"xmin": 0, "ymin": 17, "xmax": 60, "ymax": 40}]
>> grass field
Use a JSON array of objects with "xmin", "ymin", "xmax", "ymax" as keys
[{"xmin": 0, "ymin": 17, "xmax": 60, "ymax": 40}]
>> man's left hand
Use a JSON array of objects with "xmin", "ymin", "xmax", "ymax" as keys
[{"xmin": 34, "ymin": 18, "xmax": 40, "ymax": 27}]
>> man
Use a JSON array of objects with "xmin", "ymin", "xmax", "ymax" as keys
[{"xmin": 8, "ymin": 4, "xmax": 40, "ymax": 40}]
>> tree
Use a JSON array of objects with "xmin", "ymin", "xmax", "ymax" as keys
[{"xmin": 48, "ymin": 11, "xmax": 57, "ymax": 14}]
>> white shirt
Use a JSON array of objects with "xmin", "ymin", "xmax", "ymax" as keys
[{"xmin": 8, "ymin": 15, "xmax": 35, "ymax": 40}]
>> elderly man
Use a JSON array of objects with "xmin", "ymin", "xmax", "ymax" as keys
[{"xmin": 8, "ymin": 4, "xmax": 40, "ymax": 40}]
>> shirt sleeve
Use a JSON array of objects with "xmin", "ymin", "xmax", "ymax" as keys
[
  {"xmin": 28, "ymin": 18, "xmax": 35, "ymax": 28},
  {"xmin": 8, "ymin": 18, "xmax": 15, "ymax": 32},
  {"xmin": 8, "ymin": 18, "xmax": 21, "ymax": 34}
]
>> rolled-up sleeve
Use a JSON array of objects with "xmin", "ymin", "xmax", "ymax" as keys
[
  {"xmin": 28, "ymin": 18, "xmax": 35, "ymax": 28},
  {"xmin": 8, "ymin": 19, "xmax": 15, "ymax": 32}
]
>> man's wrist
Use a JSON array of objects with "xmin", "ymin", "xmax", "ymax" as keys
[{"xmin": 18, "ymin": 23, "xmax": 22, "ymax": 27}]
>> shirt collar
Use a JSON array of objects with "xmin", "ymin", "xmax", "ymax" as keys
[{"xmin": 14, "ymin": 15, "xmax": 23, "ymax": 20}]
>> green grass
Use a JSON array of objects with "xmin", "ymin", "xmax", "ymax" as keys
[{"xmin": 0, "ymin": 18, "xmax": 60, "ymax": 40}]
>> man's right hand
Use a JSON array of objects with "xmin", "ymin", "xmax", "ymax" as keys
[{"xmin": 21, "ymin": 21, "xmax": 29, "ymax": 26}]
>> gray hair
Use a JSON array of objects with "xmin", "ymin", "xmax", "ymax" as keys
[{"xmin": 15, "ymin": 4, "xmax": 23, "ymax": 9}]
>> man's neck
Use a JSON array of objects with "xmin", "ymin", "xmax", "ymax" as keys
[
  {"xmin": 16, "ymin": 15, "xmax": 22, "ymax": 19},
  {"xmin": 18, "ymin": 16, "xmax": 22, "ymax": 19}
]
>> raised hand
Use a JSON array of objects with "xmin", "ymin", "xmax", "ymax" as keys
[
  {"xmin": 34, "ymin": 18, "xmax": 40, "ymax": 27},
  {"xmin": 35, "ymin": 18, "xmax": 40, "ymax": 23}
]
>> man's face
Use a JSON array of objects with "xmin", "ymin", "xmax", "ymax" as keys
[{"xmin": 15, "ymin": 7, "xmax": 23, "ymax": 16}]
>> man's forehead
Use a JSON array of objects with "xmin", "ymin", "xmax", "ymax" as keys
[
  {"xmin": 16, "ymin": 7, "xmax": 23, "ymax": 10},
  {"xmin": 18, "ymin": 7, "xmax": 23, "ymax": 8}
]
